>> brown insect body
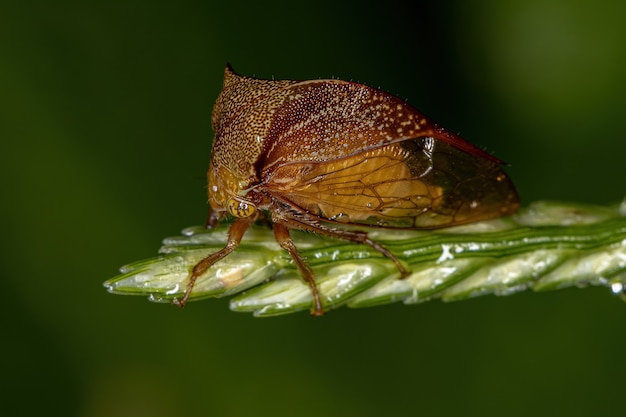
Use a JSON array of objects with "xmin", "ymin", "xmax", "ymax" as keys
[{"xmin": 176, "ymin": 65, "xmax": 519, "ymax": 315}]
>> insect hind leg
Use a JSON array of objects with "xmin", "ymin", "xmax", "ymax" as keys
[
  {"xmin": 280, "ymin": 215, "xmax": 411, "ymax": 279},
  {"xmin": 353, "ymin": 231, "xmax": 410, "ymax": 278}
]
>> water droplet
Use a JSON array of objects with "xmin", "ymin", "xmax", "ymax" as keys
[
  {"xmin": 610, "ymin": 282, "xmax": 623, "ymax": 294},
  {"xmin": 148, "ymin": 293, "xmax": 164, "ymax": 303},
  {"xmin": 610, "ymin": 281, "xmax": 626, "ymax": 302},
  {"xmin": 182, "ymin": 227, "xmax": 196, "ymax": 236}
]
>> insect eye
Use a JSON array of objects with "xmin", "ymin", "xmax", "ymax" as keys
[{"xmin": 227, "ymin": 197, "xmax": 256, "ymax": 218}]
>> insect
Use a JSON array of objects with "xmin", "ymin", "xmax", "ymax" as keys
[{"xmin": 174, "ymin": 65, "xmax": 520, "ymax": 315}]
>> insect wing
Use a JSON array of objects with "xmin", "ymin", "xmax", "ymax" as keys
[{"xmin": 263, "ymin": 136, "xmax": 519, "ymax": 229}]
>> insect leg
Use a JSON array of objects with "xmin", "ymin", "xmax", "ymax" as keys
[
  {"xmin": 174, "ymin": 216, "xmax": 254, "ymax": 307},
  {"xmin": 205, "ymin": 206, "xmax": 221, "ymax": 228},
  {"xmin": 281, "ymin": 216, "xmax": 410, "ymax": 278},
  {"xmin": 357, "ymin": 233, "xmax": 410, "ymax": 278},
  {"xmin": 273, "ymin": 221, "xmax": 325, "ymax": 316}
]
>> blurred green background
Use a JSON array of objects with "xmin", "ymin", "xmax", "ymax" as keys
[{"xmin": 2, "ymin": 1, "xmax": 625, "ymax": 416}]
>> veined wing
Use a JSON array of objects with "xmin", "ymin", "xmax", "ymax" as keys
[{"xmin": 263, "ymin": 136, "xmax": 519, "ymax": 228}]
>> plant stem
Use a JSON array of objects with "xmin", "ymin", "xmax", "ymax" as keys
[{"xmin": 104, "ymin": 199, "xmax": 626, "ymax": 316}]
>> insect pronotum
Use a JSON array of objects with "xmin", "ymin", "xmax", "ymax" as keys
[{"xmin": 174, "ymin": 65, "xmax": 520, "ymax": 315}]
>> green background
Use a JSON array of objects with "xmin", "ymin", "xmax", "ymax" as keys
[{"xmin": 2, "ymin": 1, "xmax": 625, "ymax": 416}]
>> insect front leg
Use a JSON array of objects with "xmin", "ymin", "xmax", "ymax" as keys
[
  {"xmin": 273, "ymin": 222, "xmax": 325, "ymax": 316},
  {"xmin": 205, "ymin": 206, "xmax": 222, "ymax": 228},
  {"xmin": 174, "ymin": 216, "xmax": 254, "ymax": 307}
]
